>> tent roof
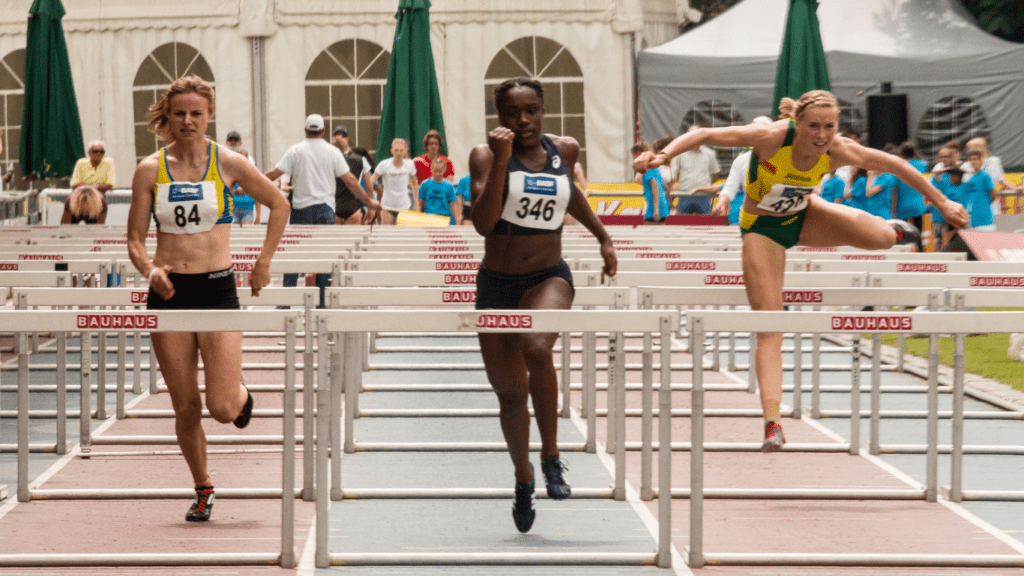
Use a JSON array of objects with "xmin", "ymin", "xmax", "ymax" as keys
[{"xmin": 646, "ymin": 0, "xmax": 1019, "ymax": 59}]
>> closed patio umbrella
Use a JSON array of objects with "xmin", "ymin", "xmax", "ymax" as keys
[
  {"xmin": 376, "ymin": 0, "xmax": 446, "ymax": 162},
  {"xmin": 772, "ymin": 0, "xmax": 831, "ymax": 117},
  {"xmin": 20, "ymin": 0, "xmax": 84, "ymax": 180}
]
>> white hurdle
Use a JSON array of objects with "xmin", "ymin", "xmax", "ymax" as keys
[
  {"xmin": 1, "ymin": 309, "xmax": 300, "ymax": 568},
  {"xmin": 310, "ymin": 308, "xmax": 678, "ymax": 568},
  {"xmin": 685, "ymin": 309, "xmax": 1024, "ymax": 569}
]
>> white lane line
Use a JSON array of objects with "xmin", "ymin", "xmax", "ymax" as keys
[
  {"xmin": 0, "ymin": 382, "xmax": 155, "ymax": 521},
  {"xmin": 568, "ymin": 408, "xmax": 693, "ymax": 576},
  {"xmin": 718, "ymin": 367, "xmax": 1024, "ymax": 556}
]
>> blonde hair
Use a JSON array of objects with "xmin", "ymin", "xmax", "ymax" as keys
[
  {"xmin": 146, "ymin": 75, "xmax": 216, "ymax": 144},
  {"xmin": 965, "ymin": 137, "xmax": 990, "ymax": 157},
  {"xmin": 68, "ymin": 186, "xmax": 104, "ymax": 222},
  {"xmin": 777, "ymin": 90, "xmax": 839, "ymax": 121}
]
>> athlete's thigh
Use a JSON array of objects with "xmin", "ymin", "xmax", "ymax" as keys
[
  {"xmin": 478, "ymin": 332, "xmax": 527, "ymax": 395},
  {"xmin": 741, "ymin": 233, "xmax": 786, "ymax": 311},
  {"xmin": 151, "ymin": 331, "xmax": 201, "ymax": 405},
  {"xmin": 799, "ymin": 195, "xmax": 889, "ymax": 248},
  {"xmin": 196, "ymin": 331, "xmax": 244, "ymax": 405},
  {"xmin": 518, "ymin": 276, "xmax": 573, "ymax": 351}
]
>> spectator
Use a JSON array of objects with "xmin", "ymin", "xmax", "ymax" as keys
[
  {"xmin": 931, "ymin": 164, "xmax": 971, "ymax": 249},
  {"xmin": 415, "ymin": 156, "xmax": 462, "ymax": 225},
  {"xmin": 330, "ymin": 125, "xmax": 376, "ymax": 225},
  {"xmin": 965, "ymin": 149, "xmax": 996, "ymax": 231},
  {"xmin": 713, "ymin": 116, "xmax": 774, "ymax": 224},
  {"xmin": 224, "ymin": 131, "xmax": 257, "ymax": 226},
  {"xmin": 370, "ymin": 138, "xmax": 418, "ymax": 225},
  {"xmin": 843, "ymin": 167, "xmax": 870, "ymax": 211},
  {"xmin": 670, "ymin": 124, "xmax": 720, "ymax": 214},
  {"xmin": 632, "ymin": 142, "xmax": 668, "ymax": 223},
  {"xmin": 964, "ymin": 137, "xmax": 1023, "ymax": 217},
  {"xmin": 264, "ymin": 114, "xmax": 379, "ymax": 306},
  {"xmin": 413, "ymin": 128, "xmax": 454, "ymax": 185},
  {"xmin": 651, "ymin": 136, "xmax": 675, "ymax": 208},
  {"xmin": 70, "ymin": 139, "xmax": 115, "ymax": 193},
  {"xmin": 62, "ymin": 184, "xmax": 107, "ymax": 224},
  {"xmin": 455, "ymin": 173, "xmax": 473, "ymax": 225},
  {"xmin": 819, "ymin": 168, "xmax": 846, "ymax": 204},
  {"xmin": 893, "ymin": 141, "xmax": 929, "ymax": 250}
]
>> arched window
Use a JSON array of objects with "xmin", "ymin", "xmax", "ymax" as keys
[
  {"xmin": 484, "ymin": 37, "xmax": 587, "ymax": 171},
  {"xmin": 680, "ymin": 99, "xmax": 745, "ymax": 169},
  {"xmin": 837, "ymin": 98, "xmax": 865, "ymax": 138},
  {"xmin": 132, "ymin": 42, "xmax": 216, "ymax": 163},
  {"xmin": 0, "ymin": 49, "xmax": 25, "ymax": 186},
  {"xmin": 917, "ymin": 96, "xmax": 991, "ymax": 162},
  {"xmin": 305, "ymin": 39, "xmax": 390, "ymax": 164}
]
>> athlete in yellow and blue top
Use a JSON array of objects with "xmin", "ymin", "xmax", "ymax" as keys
[
  {"xmin": 152, "ymin": 140, "xmax": 233, "ymax": 234},
  {"xmin": 635, "ymin": 90, "xmax": 969, "ymax": 452},
  {"xmin": 127, "ymin": 76, "xmax": 290, "ymax": 523}
]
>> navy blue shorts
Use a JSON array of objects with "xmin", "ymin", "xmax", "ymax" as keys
[
  {"xmin": 147, "ymin": 268, "xmax": 240, "ymax": 310},
  {"xmin": 475, "ymin": 260, "xmax": 574, "ymax": 310}
]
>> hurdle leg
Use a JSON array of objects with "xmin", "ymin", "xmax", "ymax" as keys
[
  {"xmin": 792, "ymin": 332, "xmax": 803, "ymax": 419},
  {"xmin": 950, "ymin": 332, "xmax": 966, "ymax": 502},
  {"xmin": 640, "ymin": 332, "xmax": 654, "ymax": 500},
  {"xmin": 849, "ymin": 335, "xmax": 861, "ymax": 455},
  {"xmin": 80, "ymin": 331, "xmax": 93, "ymax": 454},
  {"xmin": 56, "ymin": 331, "xmax": 68, "ymax": 454},
  {"xmin": 869, "ymin": 335, "xmax": 882, "ymax": 455}
]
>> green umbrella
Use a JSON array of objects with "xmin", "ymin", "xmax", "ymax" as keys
[
  {"xmin": 376, "ymin": 0, "xmax": 446, "ymax": 163},
  {"xmin": 771, "ymin": 0, "xmax": 831, "ymax": 117},
  {"xmin": 19, "ymin": 0, "xmax": 84, "ymax": 179}
]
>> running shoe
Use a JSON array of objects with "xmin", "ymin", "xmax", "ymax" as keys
[
  {"xmin": 541, "ymin": 455, "xmax": 571, "ymax": 500},
  {"xmin": 186, "ymin": 486, "xmax": 215, "ymax": 522},
  {"xmin": 512, "ymin": 469, "xmax": 536, "ymax": 533},
  {"xmin": 887, "ymin": 219, "xmax": 921, "ymax": 246},
  {"xmin": 233, "ymin": 385, "xmax": 253, "ymax": 429},
  {"xmin": 761, "ymin": 421, "xmax": 786, "ymax": 453}
]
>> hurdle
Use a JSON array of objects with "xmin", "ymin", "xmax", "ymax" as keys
[
  {"xmin": 310, "ymin": 308, "xmax": 678, "ymax": 568},
  {"xmin": 685, "ymin": 308, "xmax": 1024, "ymax": 569},
  {"xmin": 1, "ymin": 309, "xmax": 300, "ymax": 568},
  {"xmin": 946, "ymin": 289, "xmax": 1024, "ymax": 503}
]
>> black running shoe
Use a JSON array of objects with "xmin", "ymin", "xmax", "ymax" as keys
[
  {"xmin": 186, "ymin": 486, "xmax": 215, "ymax": 522},
  {"xmin": 512, "ymin": 473, "xmax": 536, "ymax": 533},
  {"xmin": 233, "ymin": 385, "xmax": 253, "ymax": 429},
  {"xmin": 541, "ymin": 455, "xmax": 571, "ymax": 500},
  {"xmin": 888, "ymin": 219, "xmax": 921, "ymax": 246}
]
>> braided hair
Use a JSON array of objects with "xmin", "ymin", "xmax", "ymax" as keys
[{"xmin": 494, "ymin": 77, "xmax": 544, "ymax": 112}]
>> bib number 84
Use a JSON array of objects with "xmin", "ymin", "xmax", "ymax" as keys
[
  {"xmin": 516, "ymin": 197, "xmax": 556, "ymax": 222},
  {"xmin": 174, "ymin": 204, "xmax": 202, "ymax": 228}
]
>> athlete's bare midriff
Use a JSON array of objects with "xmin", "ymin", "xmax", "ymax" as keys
[{"xmin": 152, "ymin": 223, "xmax": 233, "ymax": 274}]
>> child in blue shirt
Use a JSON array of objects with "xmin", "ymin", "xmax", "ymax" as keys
[
  {"xmin": 455, "ymin": 173, "xmax": 472, "ymax": 224},
  {"xmin": 932, "ymin": 166, "xmax": 971, "ymax": 249},
  {"xmin": 632, "ymin": 142, "xmax": 669, "ymax": 222},
  {"xmin": 865, "ymin": 172, "xmax": 896, "ymax": 220},
  {"xmin": 820, "ymin": 171, "xmax": 845, "ymax": 204},
  {"xmin": 416, "ymin": 156, "xmax": 462, "ymax": 225},
  {"xmin": 966, "ymin": 150, "xmax": 996, "ymax": 230}
]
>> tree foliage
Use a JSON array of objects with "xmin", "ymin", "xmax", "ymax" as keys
[
  {"xmin": 683, "ymin": 0, "xmax": 1023, "ymax": 43},
  {"xmin": 957, "ymin": 0, "xmax": 1024, "ymax": 43}
]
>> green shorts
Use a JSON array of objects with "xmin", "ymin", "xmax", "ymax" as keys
[{"xmin": 738, "ymin": 209, "xmax": 807, "ymax": 249}]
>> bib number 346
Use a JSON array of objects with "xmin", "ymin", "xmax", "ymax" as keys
[{"xmin": 516, "ymin": 197, "xmax": 556, "ymax": 222}]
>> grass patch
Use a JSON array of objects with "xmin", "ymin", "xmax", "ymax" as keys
[{"xmin": 874, "ymin": 307, "xmax": 1024, "ymax": 392}]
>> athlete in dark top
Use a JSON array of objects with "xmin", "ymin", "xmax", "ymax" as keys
[{"xmin": 469, "ymin": 77, "xmax": 616, "ymax": 533}]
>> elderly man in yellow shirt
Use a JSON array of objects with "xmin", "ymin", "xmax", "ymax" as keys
[{"xmin": 70, "ymin": 140, "xmax": 115, "ymax": 193}]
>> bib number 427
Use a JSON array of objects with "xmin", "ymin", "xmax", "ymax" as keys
[
  {"xmin": 768, "ymin": 187, "xmax": 807, "ymax": 213},
  {"xmin": 174, "ymin": 204, "xmax": 202, "ymax": 228}
]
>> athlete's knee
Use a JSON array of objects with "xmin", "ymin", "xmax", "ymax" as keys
[
  {"xmin": 173, "ymin": 397, "xmax": 204, "ymax": 427},
  {"xmin": 494, "ymin": 386, "xmax": 529, "ymax": 414},
  {"xmin": 206, "ymin": 396, "xmax": 239, "ymax": 424},
  {"xmin": 521, "ymin": 336, "xmax": 556, "ymax": 368}
]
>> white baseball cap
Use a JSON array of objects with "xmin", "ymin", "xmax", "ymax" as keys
[{"xmin": 305, "ymin": 114, "xmax": 325, "ymax": 131}]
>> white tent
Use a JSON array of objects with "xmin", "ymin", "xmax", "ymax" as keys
[{"xmin": 638, "ymin": 0, "xmax": 1024, "ymax": 167}]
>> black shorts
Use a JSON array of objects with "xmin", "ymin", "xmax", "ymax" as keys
[
  {"xmin": 335, "ymin": 192, "xmax": 364, "ymax": 220},
  {"xmin": 147, "ymin": 268, "xmax": 240, "ymax": 310},
  {"xmin": 462, "ymin": 203, "xmax": 472, "ymax": 222},
  {"xmin": 475, "ymin": 260, "xmax": 574, "ymax": 310}
]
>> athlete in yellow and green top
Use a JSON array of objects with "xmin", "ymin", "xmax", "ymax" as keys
[{"xmin": 635, "ymin": 90, "xmax": 969, "ymax": 452}]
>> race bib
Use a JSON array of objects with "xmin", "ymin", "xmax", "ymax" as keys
[
  {"xmin": 756, "ymin": 183, "xmax": 817, "ymax": 214},
  {"xmin": 154, "ymin": 181, "xmax": 223, "ymax": 234},
  {"xmin": 500, "ymin": 171, "xmax": 570, "ymax": 231}
]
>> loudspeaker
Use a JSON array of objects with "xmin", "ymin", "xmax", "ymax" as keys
[{"xmin": 867, "ymin": 94, "xmax": 908, "ymax": 150}]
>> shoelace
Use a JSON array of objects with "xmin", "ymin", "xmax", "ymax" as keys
[
  {"xmin": 544, "ymin": 458, "xmax": 569, "ymax": 483},
  {"xmin": 195, "ymin": 488, "xmax": 213, "ymax": 513}
]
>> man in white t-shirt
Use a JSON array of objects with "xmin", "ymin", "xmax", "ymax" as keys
[
  {"xmin": 670, "ymin": 124, "xmax": 721, "ymax": 214},
  {"xmin": 265, "ymin": 114, "xmax": 381, "ymax": 305}
]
